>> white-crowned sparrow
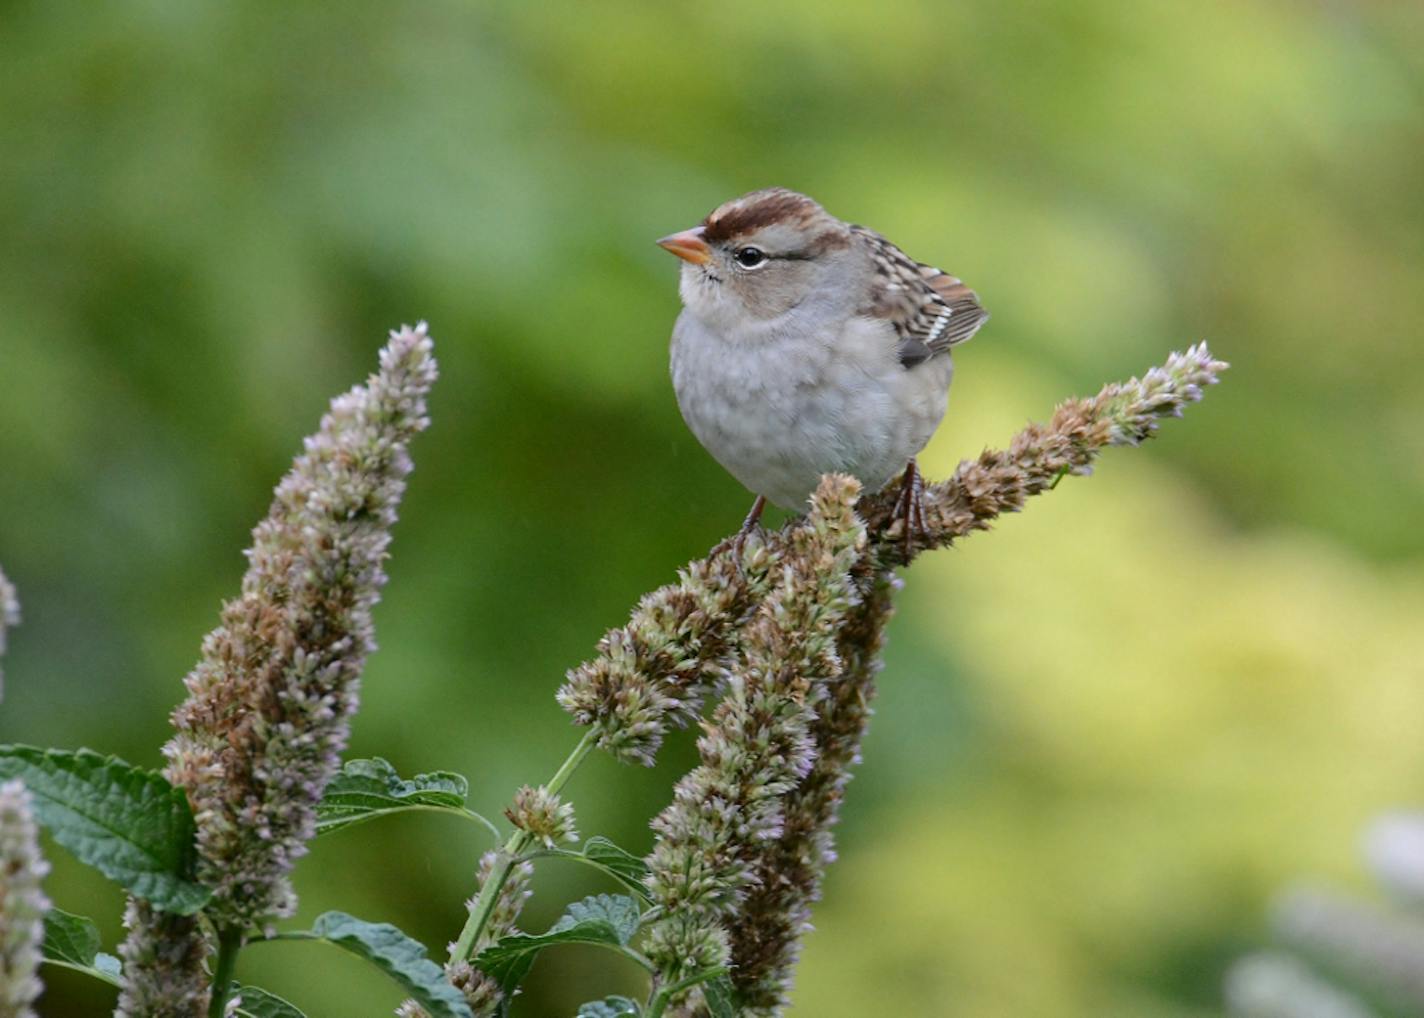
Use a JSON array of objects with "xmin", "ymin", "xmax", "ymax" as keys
[{"xmin": 659, "ymin": 187, "xmax": 988, "ymax": 545}]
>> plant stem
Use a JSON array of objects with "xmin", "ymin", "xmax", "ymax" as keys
[
  {"xmin": 545, "ymin": 729, "xmax": 597, "ymax": 799},
  {"xmin": 645, "ymin": 967, "xmax": 725, "ymax": 1018},
  {"xmin": 448, "ymin": 838, "xmax": 520, "ymax": 968},
  {"xmin": 447, "ymin": 729, "xmax": 598, "ymax": 966},
  {"xmin": 208, "ymin": 927, "xmax": 242, "ymax": 1018}
]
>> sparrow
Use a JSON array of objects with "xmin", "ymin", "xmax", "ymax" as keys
[{"xmin": 658, "ymin": 187, "xmax": 988, "ymax": 555}]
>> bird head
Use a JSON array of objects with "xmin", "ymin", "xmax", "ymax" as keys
[{"xmin": 657, "ymin": 188, "xmax": 863, "ymax": 327}]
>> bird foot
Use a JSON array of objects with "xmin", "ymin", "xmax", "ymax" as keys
[
  {"xmin": 892, "ymin": 459, "xmax": 929, "ymax": 564},
  {"xmin": 710, "ymin": 495, "xmax": 767, "ymax": 573}
]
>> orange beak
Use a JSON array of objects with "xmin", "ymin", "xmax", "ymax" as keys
[{"xmin": 656, "ymin": 226, "xmax": 712, "ymax": 265}]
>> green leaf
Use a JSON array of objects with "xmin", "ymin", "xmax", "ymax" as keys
[
  {"xmin": 315, "ymin": 758, "xmax": 470, "ymax": 837},
  {"xmin": 553, "ymin": 894, "xmax": 640, "ymax": 946},
  {"xmin": 41, "ymin": 907, "xmax": 122, "ymax": 986},
  {"xmin": 309, "ymin": 911, "xmax": 472, "ymax": 1018},
  {"xmin": 544, "ymin": 836, "xmax": 653, "ymax": 902},
  {"xmin": 474, "ymin": 896, "xmax": 635, "ymax": 996},
  {"xmin": 42, "ymin": 908, "xmax": 101, "ymax": 969},
  {"xmin": 583, "ymin": 837, "xmax": 649, "ymax": 886},
  {"xmin": 577, "ymin": 996, "xmax": 641, "ymax": 1017},
  {"xmin": 0, "ymin": 746, "xmax": 209, "ymax": 914},
  {"xmin": 702, "ymin": 976, "xmax": 737, "ymax": 1018},
  {"xmin": 232, "ymin": 985, "xmax": 309, "ymax": 1018},
  {"xmin": 95, "ymin": 953, "xmax": 123, "ymax": 981}
]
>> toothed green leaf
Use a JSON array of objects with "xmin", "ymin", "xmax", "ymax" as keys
[
  {"xmin": 0, "ymin": 745, "xmax": 209, "ymax": 913},
  {"xmin": 232, "ymin": 985, "xmax": 309, "ymax": 1018},
  {"xmin": 41, "ymin": 907, "xmax": 122, "ymax": 986},
  {"xmin": 702, "ymin": 975, "xmax": 737, "ymax": 1018},
  {"xmin": 316, "ymin": 758, "xmax": 470, "ymax": 836},
  {"xmin": 544, "ymin": 836, "xmax": 653, "ymax": 902},
  {"xmin": 475, "ymin": 895, "xmax": 641, "ymax": 999},
  {"xmin": 553, "ymin": 894, "xmax": 640, "ymax": 945},
  {"xmin": 308, "ymin": 911, "xmax": 472, "ymax": 1018}
]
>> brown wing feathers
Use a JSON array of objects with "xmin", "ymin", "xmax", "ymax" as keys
[{"xmin": 852, "ymin": 225, "xmax": 989, "ymax": 367}]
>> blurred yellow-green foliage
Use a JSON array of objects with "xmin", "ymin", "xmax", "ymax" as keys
[{"xmin": 2, "ymin": 2, "xmax": 1422, "ymax": 1015}]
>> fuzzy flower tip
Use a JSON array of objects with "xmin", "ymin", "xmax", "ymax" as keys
[
  {"xmin": 150, "ymin": 324, "xmax": 437, "ymax": 930},
  {"xmin": 505, "ymin": 785, "xmax": 578, "ymax": 849},
  {"xmin": 727, "ymin": 567, "xmax": 898, "ymax": 1012},
  {"xmin": 445, "ymin": 960, "xmax": 504, "ymax": 1017},
  {"xmin": 557, "ymin": 542, "xmax": 774, "ymax": 766},
  {"xmin": 114, "ymin": 901, "xmax": 212, "ymax": 1018},
  {"xmin": 462, "ymin": 850, "xmax": 535, "ymax": 952},
  {"xmin": 863, "ymin": 342, "xmax": 1229, "ymax": 562},
  {"xmin": 398, "ymin": 851, "xmax": 534, "ymax": 1018},
  {"xmin": 394, "ymin": 959, "xmax": 504, "ymax": 1016},
  {"xmin": 644, "ymin": 476, "xmax": 865, "ymax": 988},
  {"xmin": 0, "ymin": 780, "xmax": 49, "ymax": 1018},
  {"xmin": 0, "ymin": 566, "xmax": 18, "ymax": 702}
]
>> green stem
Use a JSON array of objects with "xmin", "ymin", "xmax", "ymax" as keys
[
  {"xmin": 544, "ymin": 729, "xmax": 598, "ymax": 799},
  {"xmin": 613, "ymin": 943, "xmax": 658, "ymax": 975},
  {"xmin": 446, "ymin": 729, "xmax": 598, "ymax": 966},
  {"xmin": 208, "ymin": 927, "xmax": 242, "ymax": 1018},
  {"xmin": 645, "ymin": 967, "xmax": 725, "ymax": 1018}
]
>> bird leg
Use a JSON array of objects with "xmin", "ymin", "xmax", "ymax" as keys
[
  {"xmin": 711, "ymin": 494, "xmax": 767, "ymax": 566},
  {"xmin": 893, "ymin": 458, "xmax": 929, "ymax": 564}
]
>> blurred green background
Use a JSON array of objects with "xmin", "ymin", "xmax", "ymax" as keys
[{"xmin": 2, "ymin": 1, "xmax": 1422, "ymax": 1015}]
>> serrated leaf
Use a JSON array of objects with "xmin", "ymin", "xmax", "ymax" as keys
[
  {"xmin": 315, "ymin": 758, "xmax": 469, "ymax": 836},
  {"xmin": 583, "ymin": 837, "xmax": 650, "ymax": 889},
  {"xmin": 232, "ymin": 985, "xmax": 308, "ymax": 1018},
  {"xmin": 0, "ymin": 746, "xmax": 209, "ymax": 914},
  {"xmin": 553, "ymin": 894, "xmax": 640, "ymax": 946},
  {"xmin": 42, "ymin": 908, "xmax": 101, "ymax": 968},
  {"xmin": 474, "ymin": 910, "xmax": 628, "ymax": 996},
  {"xmin": 577, "ymin": 995, "xmax": 641, "ymax": 1017},
  {"xmin": 41, "ymin": 907, "xmax": 122, "ymax": 986},
  {"xmin": 545, "ymin": 837, "xmax": 653, "ymax": 902},
  {"xmin": 702, "ymin": 976, "xmax": 736, "ymax": 1018},
  {"xmin": 309, "ymin": 911, "xmax": 471, "ymax": 1018}
]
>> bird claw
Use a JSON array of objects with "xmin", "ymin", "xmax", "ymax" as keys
[
  {"xmin": 892, "ymin": 459, "xmax": 929, "ymax": 565},
  {"xmin": 710, "ymin": 495, "xmax": 768, "ymax": 576}
]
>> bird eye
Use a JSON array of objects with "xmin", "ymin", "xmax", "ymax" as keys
[{"xmin": 734, "ymin": 246, "xmax": 767, "ymax": 268}]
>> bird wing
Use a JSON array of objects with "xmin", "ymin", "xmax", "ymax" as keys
[{"xmin": 851, "ymin": 226, "xmax": 990, "ymax": 369}]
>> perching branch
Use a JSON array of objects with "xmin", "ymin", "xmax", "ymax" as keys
[{"xmin": 863, "ymin": 342, "xmax": 1231, "ymax": 559}]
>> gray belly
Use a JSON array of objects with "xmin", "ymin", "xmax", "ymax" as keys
[{"xmin": 670, "ymin": 314, "xmax": 953, "ymax": 510}]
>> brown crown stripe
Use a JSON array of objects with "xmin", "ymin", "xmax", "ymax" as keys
[{"xmin": 702, "ymin": 187, "xmax": 824, "ymax": 243}]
